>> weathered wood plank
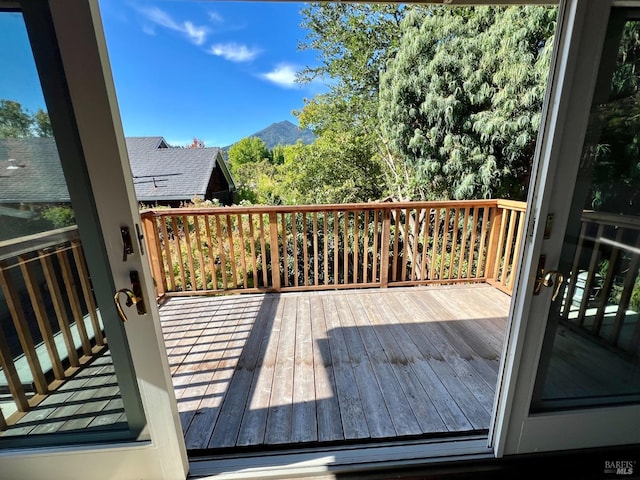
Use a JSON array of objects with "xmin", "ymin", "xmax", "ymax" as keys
[
  {"xmin": 206, "ymin": 296, "xmax": 273, "ymax": 448},
  {"xmin": 350, "ymin": 296, "xmax": 423, "ymax": 436},
  {"xmin": 333, "ymin": 295, "xmax": 395, "ymax": 438},
  {"xmin": 309, "ymin": 296, "xmax": 344, "ymax": 442},
  {"xmin": 291, "ymin": 296, "xmax": 317, "ymax": 443},
  {"xmin": 236, "ymin": 295, "xmax": 282, "ymax": 446},
  {"xmin": 264, "ymin": 296, "xmax": 297, "ymax": 444},
  {"xmin": 321, "ymin": 295, "xmax": 369, "ymax": 440}
]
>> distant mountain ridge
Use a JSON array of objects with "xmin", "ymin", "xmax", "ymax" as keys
[{"xmin": 224, "ymin": 120, "xmax": 316, "ymax": 150}]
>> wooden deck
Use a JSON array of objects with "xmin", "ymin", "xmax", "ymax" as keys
[
  {"xmin": 0, "ymin": 350, "xmax": 128, "ymax": 439},
  {"xmin": 160, "ymin": 284, "xmax": 511, "ymax": 451}
]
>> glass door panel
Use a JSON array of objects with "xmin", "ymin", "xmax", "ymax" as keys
[
  {"xmin": 531, "ymin": 11, "xmax": 640, "ymax": 412},
  {"xmin": 0, "ymin": 9, "xmax": 140, "ymax": 448}
]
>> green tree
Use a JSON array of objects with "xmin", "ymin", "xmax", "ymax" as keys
[
  {"xmin": 379, "ymin": 6, "xmax": 556, "ymax": 200},
  {"xmin": 279, "ymin": 131, "xmax": 385, "ymax": 204},
  {"xmin": 0, "ymin": 99, "xmax": 33, "ymax": 138},
  {"xmin": 228, "ymin": 137, "xmax": 271, "ymax": 175},
  {"xmin": 0, "ymin": 100, "xmax": 53, "ymax": 138},
  {"xmin": 33, "ymin": 108, "xmax": 53, "ymax": 137},
  {"xmin": 297, "ymin": 4, "xmax": 411, "ymax": 200}
]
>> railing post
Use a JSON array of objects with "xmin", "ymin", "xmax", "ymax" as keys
[
  {"xmin": 141, "ymin": 213, "xmax": 166, "ymax": 298},
  {"xmin": 485, "ymin": 205, "xmax": 503, "ymax": 282},
  {"xmin": 379, "ymin": 208, "xmax": 391, "ymax": 288},
  {"xmin": 269, "ymin": 212, "xmax": 281, "ymax": 291}
]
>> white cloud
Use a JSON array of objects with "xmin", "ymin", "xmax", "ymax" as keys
[
  {"xmin": 138, "ymin": 7, "xmax": 209, "ymax": 45},
  {"xmin": 209, "ymin": 43, "xmax": 260, "ymax": 62},
  {"xmin": 260, "ymin": 64, "xmax": 300, "ymax": 89},
  {"xmin": 208, "ymin": 11, "xmax": 224, "ymax": 23}
]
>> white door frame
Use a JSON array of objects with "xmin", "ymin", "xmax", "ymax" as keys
[
  {"xmin": 0, "ymin": 1, "xmax": 188, "ymax": 478},
  {"xmin": 492, "ymin": 0, "xmax": 640, "ymax": 456}
]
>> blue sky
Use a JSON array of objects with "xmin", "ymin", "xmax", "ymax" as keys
[
  {"xmin": 99, "ymin": 1, "xmax": 325, "ymax": 147},
  {"xmin": 1, "ymin": 3, "xmax": 325, "ymax": 148}
]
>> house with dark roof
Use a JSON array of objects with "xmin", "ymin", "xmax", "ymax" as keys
[
  {"xmin": 126, "ymin": 137, "xmax": 235, "ymax": 207},
  {"xmin": 0, "ymin": 136, "xmax": 236, "ymax": 216}
]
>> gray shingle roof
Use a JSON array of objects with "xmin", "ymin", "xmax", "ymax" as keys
[
  {"xmin": 0, "ymin": 138, "xmax": 70, "ymax": 203},
  {"xmin": 126, "ymin": 137, "xmax": 224, "ymax": 202},
  {"xmin": 0, "ymin": 136, "xmax": 232, "ymax": 204}
]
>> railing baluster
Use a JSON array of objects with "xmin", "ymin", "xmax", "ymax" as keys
[
  {"xmin": 507, "ymin": 211, "xmax": 526, "ymax": 292},
  {"xmin": 258, "ymin": 213, "xmax": 269, "ymax": 288},
  {"xmin": 248, "ymin": 214, "xmax": 259, "ymax": 289},
  {"xmin": 392, "ymin": 209, "xmax": 401, "ymax": 282},
  {"xmin": 171, "ymin": 216, "xmax": 186, "ymax": 291},
  {"xmin": 429, "ymin": 208, "xmax": 440, "ymax": 281},
  {"xmin": 292, "ymin": 212, "xmax": 299, "ymax": 287},
  {"xmin": 410, "ymin": 208, "xmax": 421, "ymax": 281},
  {"xmin": 362, "ymin": 210, "xmax": 370, "ymax": 284},
  {"xmin": 160, "ymin": 217, "xmax": 176, "ymax": 291},
  {"xmin": 333, "ymin": 211, "xmax": 339, "ymax": 286},
  {"xmin": 57, "ymin": 248, "xmax": 92, "ymax": 357},
  {"xmin": 448, "ymin": 207, "xmax": 460, "ymax": 280},
  {"xmin": 215, "ymin": 215, "xmax": 228, "ymax": 290},
  {"xmin": 40, "ymin": 253, "xmax": 80, "ymax": 367},
  {"xmin": 182, "ymin": 215, "xmax": 197, "ymax": 290},
  {"xmin": 440, "ymin": 208, "xmax": 450, "ymax": 281},
  {"xmin": 268, "ymin": 212, "xmax": 280, "ymax": 291},
  {"xmin": 400, "ymin": 208, "xmax": 413, "ymax": 282},
  {"xmin": 500, "ymin": 210, "xmax": 518, "ymax": 287},
  {"xmin": 380, "ymin": 209, "xmax": 391, "ymax": 288},
  {"xmin": 226, "ymin": 215, "xmax": 239, "ymax": 288},
  {"xmin": 457, "ymin": 208, "xmax": 470, "ymax": 279},
  {"xmin": 19, "ymin": 255, "xmax": 65, "ymax": 381},
  {"xmin": 303, "ymin": 212, "xmax": 309, "ymax": 287},
  {"xmin": 343, "ymin": 210, "xmax": 349, "ymax": 284},
  {"xmin": 0, "ymin": 262, "xmax": 48, "ymax": 394},
  {"xmin": 281, "ymin": 213, "xmax": 288, "ymax": 288},
  {"xmin": 0, "ymin": 322, "xmax": 29, "ymax": 413},
  {"xmin": 204, "ymin": 215, "xmax": 219, "ymax": 291},
  {"xmin": 419, "ymin": 208, "xmax": 430, "ymax": 281},
  {"xmin": 477, "ymin": 207, "xmax": 490, "ymax": 278},
  {"xmin": 353, "ymin": 209, "xmax": 360, "ymax": 284},
  {"xmin": 467, "ymin": 207, "xmax": 479, "ymax": 279},
  {"xmin": 313, "ymin": 212, "xmax": 319, "ymax": 286},
  {"xmin": 562, "ymin": 221, "xmax": 587, "ymax": 320},
  {"xmin": 323, "ymin": 212, "xmax": 329, "ymax": 286},
  {"xmin": 490, "ymin": 208, "xmax": 508, "ymax": 282},
  {"xmin": 142, "ymin": 214, "xmax": 167, "ymax": 296},
  {"xmin": 372, "ymin": 210, "xmax": 379, "ymax": 283},
  {"xmin": 193, "ymin": 215, "xmax": 207, "ymax": 291},
  {"xmin": 236, "ymin": 214, "xmax": 248, "ymax": 289},
  {"xmin": 71, "ymin": 243, "xmax": 104, "ymax": 346},
  {"xmin": 576, "ymin": 224, "xmax": 606, "ymax": 327}
]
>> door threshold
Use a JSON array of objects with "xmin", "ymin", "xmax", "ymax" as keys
[{"xmin": 188, "ymin": 435, "xmax": 493, "ymax": 479}]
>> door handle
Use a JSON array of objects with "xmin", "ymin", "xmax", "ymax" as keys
[
  {"xmin": 534, "ymin": 270, "xmax": 565, "ymax": 301},
  {"xmin": 113, "ymin": 271, "xmax": 147, "ymax": 322}
]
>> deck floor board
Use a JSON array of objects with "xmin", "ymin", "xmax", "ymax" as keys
[{"xmin": 164, "ymin": 285, "xmax": 510, "ymax": 450}]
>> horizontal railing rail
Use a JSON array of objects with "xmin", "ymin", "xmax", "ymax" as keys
[
  {"xmin": 0, "ymin": 227, "xmax": 105, "ymax": 430},
  {"xmin": 560, "ymin": 210, "xmax": 640, "ymax": 357},
  {"xmin": 141, "ymin": 199, "xmax": 527, "ymax": 298}
]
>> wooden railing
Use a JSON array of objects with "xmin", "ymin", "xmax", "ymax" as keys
[
  {"xmin": 0, "ymin": 227, "xmax": 105, "ymax": 430},
  {"xmin": 560, "ymin": 210, "xmax": 640, "ymax": 356},
  {"xmin": 140, "ymin": 199, "xmax": 527, "ymax": 298}
]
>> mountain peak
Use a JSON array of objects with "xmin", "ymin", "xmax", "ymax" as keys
[{"xmin": 225, "ymin": 121, "xmax": 316, "ymax": 150}]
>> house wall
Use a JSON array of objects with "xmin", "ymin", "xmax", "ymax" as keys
[{"xmin": 205, "ymin": 163, "xmax": 233, "ymax": 205}]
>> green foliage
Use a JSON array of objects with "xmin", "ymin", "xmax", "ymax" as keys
[
  {"xmin": 228, "ymin": 137, "xmax": 271, "ymax": 174},
  {"xmin": 379, "ymin": 6, "xmax": 556, "ymax": 201},
  {"xmin": 0, "ymin": 99, "xmax": 53, "ymax": 138},
  {"xmin": 40, "ymin": 205, "xmax": 76, "ymax": 228},
  {"xmin": 278, "ymin": 131, "xmax": 385, "ymax": 204},
  {"xmin": 587, "ymin": 21, "xmax": 640, "ymax": 214},
  {"xmin": 0, "ymin": 100, "xmax": 33, "ymax": 138}
]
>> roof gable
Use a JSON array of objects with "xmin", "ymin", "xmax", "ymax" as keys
[{"xmin": 127, "ymin": 138, "xmax": 223, "ymax": 202}]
